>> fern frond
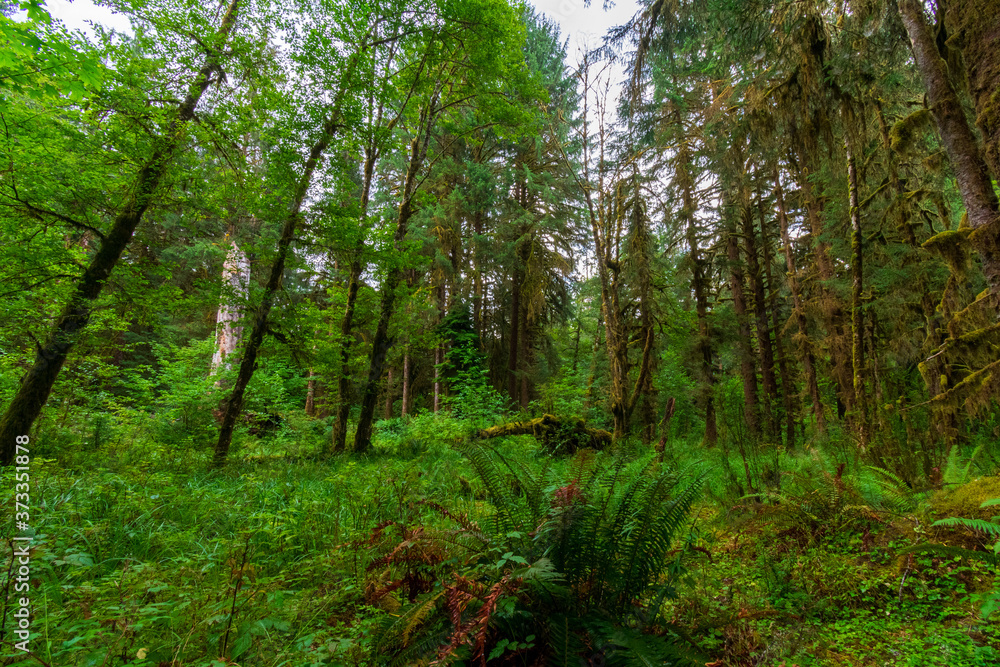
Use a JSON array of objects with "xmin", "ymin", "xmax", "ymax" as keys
[{"xmin": 933, "ymin": 517, "xmax": 1000, "ymax": 536}]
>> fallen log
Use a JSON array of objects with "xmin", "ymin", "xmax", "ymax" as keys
[{"xmin": 476, "ymin": 414, "xmax": 612, "ymax": 454}]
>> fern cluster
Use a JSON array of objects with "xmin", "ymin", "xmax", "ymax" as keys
[
  {"xmin": 737, "ymin": 464, "xmax": 916, "ymax": 543},
  {"xmin": 367, "ymin": 445, "xmax": 705, "ymax": 666}
]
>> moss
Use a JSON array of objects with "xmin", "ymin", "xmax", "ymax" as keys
[
  {"xmin": 929, "ymin": 476, "xmax": 1000, "ymax": 522},
  {"xmin": 889, "ymin": 109, "xmax": 933, "ymax": 155}
]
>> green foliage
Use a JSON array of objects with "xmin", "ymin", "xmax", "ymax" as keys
[{"xmin": 368, "ymin": 445, "xmax": 705, "ymax": 665}]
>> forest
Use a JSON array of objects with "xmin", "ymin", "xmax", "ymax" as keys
[{"xmin": 2, "ymin": 0, "xmax": 1000, "ymax": 664}]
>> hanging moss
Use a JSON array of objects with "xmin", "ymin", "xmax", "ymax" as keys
[
  {"xmin": 889, "ymin": 108, "xmax": 933, "ymax": 155},
  {"xmin": 922, "ymin": 228, "xmax": 972, "ymax": 274}
]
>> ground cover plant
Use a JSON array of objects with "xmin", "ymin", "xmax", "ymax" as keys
[{"xmin": 4, "ymin": 0, "xmax": 1000, "ymax": 664}]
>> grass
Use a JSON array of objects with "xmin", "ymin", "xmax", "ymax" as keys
[{"xmin": 1, "ymin": 411, "xmax": 998, "ymax": 665}]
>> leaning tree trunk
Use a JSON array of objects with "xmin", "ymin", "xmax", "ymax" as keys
[
  {"xmin": 213, "ymin": 110, "xmax": 344, "ymax": 467},
  {"xmin": 0, "ymin": 0, "xmax": 242, "ymax": 466},
  {"xmin": 353, "ymin": 115, "xmax": 434, "ymax": 453},
  {"xmin": 899, "ymin": 0, "xmax": 1000, "ymax": 304},
  {"xmin": 211, "ymin": 238, "xmax": 250, "ymax": 377}
]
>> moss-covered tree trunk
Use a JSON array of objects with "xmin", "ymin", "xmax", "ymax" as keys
[
  {"xmin": 679, "ymin": 141, "xmax": 718, "ymax": 446},
  {"xmin": 846, "ymin": 132, "xmax": 870, "ymax": 449},
  {"xmin": 899, "ymin": 0, "xmax": 1000, "ymax": 304},
  {"xmin": 726, "ymin": 196, "xmax": 761, "ymax": 437},
  {"xmin": 942, "ymin": 0, "xmax": 1000, "ymax": 181},
  {"xmin": 744, "ymin": 190, "xmax": 778, "ymax": 437},
  {"xmin": 0, "ymin": 0, "xmax": 242, "ymax": 467},
  {"xmin": 776, "ymin": 169, "xmax": 825, "ymax": 434}
]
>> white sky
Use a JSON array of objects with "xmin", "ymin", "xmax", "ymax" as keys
[{"xmin": 40, "ymin": 0, "xmax": 640, "ymax": 54}]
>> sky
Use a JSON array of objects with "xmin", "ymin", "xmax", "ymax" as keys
[{"xmin": 39, "ymin": 0, "xmax": 640, "ymax": 54}]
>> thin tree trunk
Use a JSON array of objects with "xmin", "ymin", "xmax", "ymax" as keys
[
  {"xmin": 214, "ymin": 110, "xmax": 344, "ymax": 466},
  {"xmin": 744, "ymin": 191, "xmax": 778, "ymax": 437},
  {"xmin": 0, "ymin": 0, "xmax": 242, "ymax": 466},
  {"xmin": 679, "ymin": 142, "xmax": 717, "ymax": 446},
  {"xmin": 211, "ymin": 239, "xmax": 249, "ymax": 378},
  {"xmin": 846, "ymin": 133, "xmax": 870, "ymax": 449},
  {"xmin": 727, "ymin": 205, "xmax": 761, "ymax": 437},
  {"xmin": 434, "ymin": 344, "xmax": 443, "ymax": 413},
  {"xmin": 508, "ymin": 269, "xmax": 521, "ymax": 403},
  {"xmin": 795, "ymin": 148, "xmax": 855, "ymax": 412},
  {"xmin": 330, "ymin": 258, "xmax": 363, "ymax": 452},
  {"xmin": 473, "ymin": 209, "xmax": 484, "ymax": 341},
  {"xmin": 305, "ymin": 370, "xmax": 316, "ymax": 416},
  {"xmin": 899, "ymin": 0, "xmax": 1000, "ymax": 302},
  {"xmin": 776, "ymin": 168, "xmax": 825, "ymax": 433},
  {"xmin": 519, "ymin": 292, "xmax": 530, "ymax": 411},
  {"xmin": 401, "ymin": 348, "xmax": 411, "ymax": 417},
  {"xmin": 384, "ymin": 367, "xmax": 393, "ymax": 420},
  {"xmin": 353, "ymin": 108, "xmax": 435, "ymax": 453},
  {"xmin": 760, "ymin": 190, "xmax": 796, "ymax": 447}
]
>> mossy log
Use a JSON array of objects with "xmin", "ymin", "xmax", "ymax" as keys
[{"xmin": 476, "ymin": 414, "xmax": 612, "ymax": 454}]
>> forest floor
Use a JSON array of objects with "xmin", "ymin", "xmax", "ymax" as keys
[{"xmin": 2, "ymin": 413, "xmax": 999, "ymax": 666}]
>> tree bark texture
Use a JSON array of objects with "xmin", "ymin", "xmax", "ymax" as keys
[
  {"xmin": 211, "ymin": 239, "xmax": 250, "ymax": 375},
  {"xmin": 775, "ymin": 169, "xmax": 825, "ymax": 433},
  {"xmin": 214, "ymin": 110, "xmax": 342, "ymax": 466},
  {"xmin": 899, "ymin": 0, "xmax": 1000, "ymax": 303},
  {"xmin": 727, "ymin": 204, "xmax": 761, "ymax": 437},
  {"xmin": 0, "ymin": 0, "xmax": 242, "ymax": 466},
  {"xmin": 846, "ymin": 136, "xmax": 870, "ymax": 448},
  {"xmin": 745, "ymin": 193, "xmax": 778, "ymax": 437},
  {"xmin": 353, "ymin": 112, "xmax": 434, "ymax": 453}
]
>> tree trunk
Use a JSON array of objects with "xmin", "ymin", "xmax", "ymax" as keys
[
  {"xmin": 305, "ymin": 370, "xmax": 316, "ymax": 416},
  {"xmin": 0, "ymin": 0, "xmax": 242, "ymax": 466},
  {"xmin": 679, "ymin": 142, "xmax": 717, "ymax": 446},
  {"xmin": 775, "ymin": 168, "xmax": 825, "ymax": 433},
  {"xmin": 401, "ymin": 348, "xmax": 411, "ymax": 417},
  {"xmin": 330, "ymin": 259, "xmax": 363, "ymax": 453},
  {"xmin": 434, "ymin": 344, "xmax": 443, "ymax": 413},
  {"xmin": 759, "ymin": 190, "xmax": 797, "ymax": 447},
  {"xmin": 353, "ymin": 113, "xmax": 434, "ymax": 453},
  {"xmin": 214, "ymin": 110, "xmax": 344, "ymax": 466},
  {"xmin": 211, "ymin": 238, "xmax": 250, "ymax": 377},
  {"xmin": 899, "ymin": 0, "xmax": 1000, "ymax": 303},
  {"xmin": 744, "ymin": 191, "xmax": 778, "ymax": 437},
  {"xmin": 795, "ymin": 148, "xmax": 855, "ymax": 412},
  {"xmin": 846, "ymin": 133, "xmax": 870, "ymax": 449},
  {"xmin": 519, "ymin": 296, "xmax": 530, "ymax": 410},
  {"xmin": 508, "ymin": 268, "xmax": 521, "ymax": 403},
  {"xmin": 942, "ymin": 0, "xmax": 1000, "ymax": 181},
  {"xmin": 727, "ymin": 205, "xmax": 761, "ymax": 437},
  {"xmin": 385, "ymin": 367, "xmax": 394, "ymax": 420}
]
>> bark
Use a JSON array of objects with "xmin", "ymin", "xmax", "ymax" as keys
[
  {"xmin": 507, "ymin": 268, "xmax": 521, "ymax": 403},
  {"xmin": 214, "ymin": 110, "xmax": 343, "ymax": 466},
  {"xmin": 727, "ymin": 204, "xmax": 761, "ymax": 437},
  {"xmin": 795, "ymin": 148, "xmax": 855, "ymax": 411},
  {"xmin": 433, "ymin": 343, "xmax": 443, "ymax": 413},
  {"xmin": 211, "ymin": 239, "xmax": 250, "ymax": 376},
  {"xmin": 0, "ymin": 0, "xmax": 241, "ymax": 466},
  {"xmin": 305, "ymin": 370, "xmax": 316, "ymax": 416},
  {"xmin": 401, "ymin": 348, "xmax": 411, "ymax": 417},
  {"xmin": 775, "ymin": 169, "xmax": 825, "ymax": 433},
  {"xmin": 330, "ymin": 258, "xmax": 363, "ymax": 452},
  {"xmin": 942, "ymin": 0, "xmax": 1000, "ymax": 182},
  {"xmin": 899, "ymin": 0, "xmax": 1000, "ymax": 303},
  {"xmin": 353, "ymin": 106, "xmax": 435, "ymax": 453},
  {"xmin": 846, "ymin": 135, "xmax": 870, "ymax": 448},
  {"xmin": 679, "ymin": 142, "xmax": 717, "ymax": 446},
  {"xmin": 759, "ymin": 191, "xmax": 797, "ymax": 447},
  {"xmin": 384, "ymin": 367, "xmax": 393, "ymax": 420},
  {"xmin": 472, "ymin": 209, "xmax": 484, "ymax": 340},
  {"xmin": 744, "ymin": 192, "xmax": 778, "ymax": 437},
  {"xmin": 519, "ymin": 293, "xmax": 530, "ymax": 410}
]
